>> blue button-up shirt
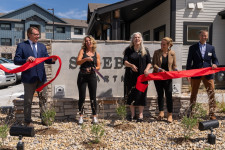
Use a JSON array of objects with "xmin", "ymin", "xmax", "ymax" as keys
[{"xmin": 199, "ymin": 42, "xmax": 206, "ymax": 59}]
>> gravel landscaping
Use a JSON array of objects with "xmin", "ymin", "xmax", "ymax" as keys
[{"xmin": 0, "ymin": 109, "xmax": 225, "ymax": 150}]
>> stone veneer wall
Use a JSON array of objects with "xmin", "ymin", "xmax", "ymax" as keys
[
  {"xmin": 13, "ymin": 96, "xmax": 190, "ymax": 121},
  {"xmin": 39, "ymin": 40, "xmax": 53, "ymax": 96},
  {"xmin": 0, "ymin": 46, "xmax": 17, "ymax": 58}
]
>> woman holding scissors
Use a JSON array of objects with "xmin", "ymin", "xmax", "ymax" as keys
[{"xmin": 76, "ymin": 35, "xmax": 101, "ymax": 125}]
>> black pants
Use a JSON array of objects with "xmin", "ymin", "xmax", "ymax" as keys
[
  {"xmin": 154, "ymin": 79, "xmax": 173, "ymax": 113},
  {"xmin": 77, "ymin": 72, "xmax": 97, "ymax": 115}
]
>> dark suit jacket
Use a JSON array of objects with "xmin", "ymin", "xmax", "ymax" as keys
[
  {"xmin": 186, "ymin": 42, "xmax": 219, "ymax": 79},
  {"xmin": 14, "ymin": 40, "xmax": 54, "ymax": 83}
]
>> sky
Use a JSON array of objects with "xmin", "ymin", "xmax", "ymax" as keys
[{"xmin": 0, "ymin": 0, "xmax": 122, "ymax": 20}]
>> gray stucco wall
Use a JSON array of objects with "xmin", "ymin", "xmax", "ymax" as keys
[{"xmin": 51, "ymin": 40, "xmax": 183, "ymax": 99}]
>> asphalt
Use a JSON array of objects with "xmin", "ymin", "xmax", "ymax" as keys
[{"xmin": 0, "ymin": 83, "xmax": 24, "ymax": 107}]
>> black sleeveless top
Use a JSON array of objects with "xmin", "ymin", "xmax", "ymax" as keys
[
  {"xmin": 80, "ymin": 50, "xmax": 97, "ymax": 71},
  {"xmin": 161, "ymin": 55, "xmax": 169, "ymax": 71}
]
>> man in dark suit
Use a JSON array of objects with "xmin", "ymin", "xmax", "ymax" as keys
[
  {"xmin": 186, "ymin": 30, "xmax": 219, "ymax": 120},
  {"xmin": 14, "ymin": 27, "xmax": 57, "ymax": 126}
]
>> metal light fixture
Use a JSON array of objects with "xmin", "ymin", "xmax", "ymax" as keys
[
  {"xmin": 132, "ymin": 8, "xmax": 138, "ymax": 11},
  {"xmin": 96, "ymin": 14, "xmax": 101, "ymax": 21},
  {"xmin": 47, "ymin": 8, "xmax": 55, "ymax": 39},
  {"xmin": 197, "ymin": 2, "xmax": 203, "ymax": 9},
  {"xmin": 10, "ymin": 126, "xmax": 35, "ymax": 149},
  {"xmin": 199, "ymin": 120, "xmax": 219, "ymax": 144},
  {"xmin": 114, "ymin": 9, "xmax": 120, "ymax": 19},
  {"xmin": 188, "ymin": 3, "xmax": 195, "ymax": 9}
]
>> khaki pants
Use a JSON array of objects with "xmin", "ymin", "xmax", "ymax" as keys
[{"xmin": 190, "ymin": 76, "xmax": 216, "ymax": 115}]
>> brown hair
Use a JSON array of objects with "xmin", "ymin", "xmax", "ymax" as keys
[
  {"xmin": 27, "ymin": 27, "xmax": 39, "ymax": 39},
  {"xmin": 162, "ymin": 37, "xmax": 173, "ymax": 50},
  {"xmin": 199, "ymin": 30, "xmax": 208, "ymax": 35},
  {"xmin": 81, "ymin": 35, "xmax": 97, "ymax": 53}
]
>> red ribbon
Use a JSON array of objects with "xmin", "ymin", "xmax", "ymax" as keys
[
  {"xmin": 136, "ymin": 67, "xmax": 225, "ymax": 92},
  {"xmin": 0, "ymin": 55, "xmax": 61, "ymax": 92}
]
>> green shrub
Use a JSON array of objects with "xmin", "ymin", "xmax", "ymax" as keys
[
  {"xmin": 91, "ymin": 124, "xmax": 105, "ymax": 144},
  {"xmin": 217, "ymin": 101, "xmax": 225, "ymax": 113},
  {"xmin": 0, "ymin": 124, "xmax": 9, "ymax": 147},
  {"xmin": 181, "ymin": 103, "xmax": 207, "ymax": 140},
  {"xmin": 191, "ymin": 103, "xmax": 207, "ymax": 119},
  {"xmin": 42, "ymin": 108, "xmax": 56, "ymax": 126},
  {"xmin": 116, "ymin": 104, "xmax": 127, "ymax": 123},
  {"xmin": 181, "ymin": 116, "xmax": 198, "ymax": 140}
]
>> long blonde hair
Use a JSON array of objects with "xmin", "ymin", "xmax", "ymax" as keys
[
  {"xmin": 129, "ymin": 32, "xmax": 147, "ymax": 56},
  {"xmin": 81, "ymin": 35, "xmax": 97, "ymax": 53}
]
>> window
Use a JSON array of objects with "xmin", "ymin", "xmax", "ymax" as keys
[
  {"xmin": 15, "ymin": 24, "xmax": 24, "ymax": 31},
  {"xmin": 1, "ymin": 53, "xmax": 12, "ymax": 59},
  {"xmin": 187, "ymin": 26, "xmax": 209, "ymax": 42},
  {"xmin": 46, "ymin": 26, "xmax": 53, "ymax": 33},
  {"xmin": 15, "ymin": 39, "xmax": 24, "ymax": 45},
  {"xmin": 1, "ymin": 38, "xmax": 11, "ymax": 46},
  {"xmin": 56, "ymin": 27, "xmax": 65, "ymax": 33},
  {"xmin": 143, "ymin": 30, "xmax": 150, "ymax": 41},
  {"xmin": 154, "ymin": 25, "xmax": 165, "ymax": 41},
  {"xmin": 183, "ymin": 22, "xmax": 212, "ymax": 45},
  {"xmin": 1, "ymin": 23, "xmax": 11, "ymax": 30},
  {"xmin": 74, "ymin": 28, "xmax": 83, "ymax": 35}
]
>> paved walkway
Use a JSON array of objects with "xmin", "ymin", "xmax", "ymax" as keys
[{"xmin": 0, "ymin": 83, "xmax": 24, "ymax": 107}]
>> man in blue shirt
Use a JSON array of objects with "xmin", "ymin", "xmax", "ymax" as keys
[
  {"xmin": 14, "ymin": 27, "xmax": 57, "ymax": 126},
  {"xmin": 186, "ymin": 30, "xmax": 219, "ymax": 120}
]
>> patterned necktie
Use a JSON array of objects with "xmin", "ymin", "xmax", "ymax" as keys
[{"xmin": 32, "ymin": 43, "xmax": 37, "ymax": 58}]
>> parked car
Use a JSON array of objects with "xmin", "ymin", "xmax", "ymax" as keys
[
  {"xmin": 0, "ymin": 69, "xmax": 16, "ymax": 88},
  {"xmin": 0, "ymin": 58, "xmax": 21, "ymax": 82},
  {"xmin": 0, "ymin": 57, "xmax": 13, "ymax": 63}
]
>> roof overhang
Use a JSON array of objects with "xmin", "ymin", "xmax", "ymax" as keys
[
  {"xmin": 96, "ymin": 0, "xmax": 143, "ymax": 15},
  {"xmin": 0, "ymin": 18, "xmax": 22, "ymax": 22},
  {"xmin": 218, "ymin": 10, "xmax": 225, "ymax": 19},
  {"xmin": 46, "ymin": 22, "xmax": 72, "ymax": 26},
  {"xmin": 87, "ymin": 0, "xmax": 166, "ymax": 34}
]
